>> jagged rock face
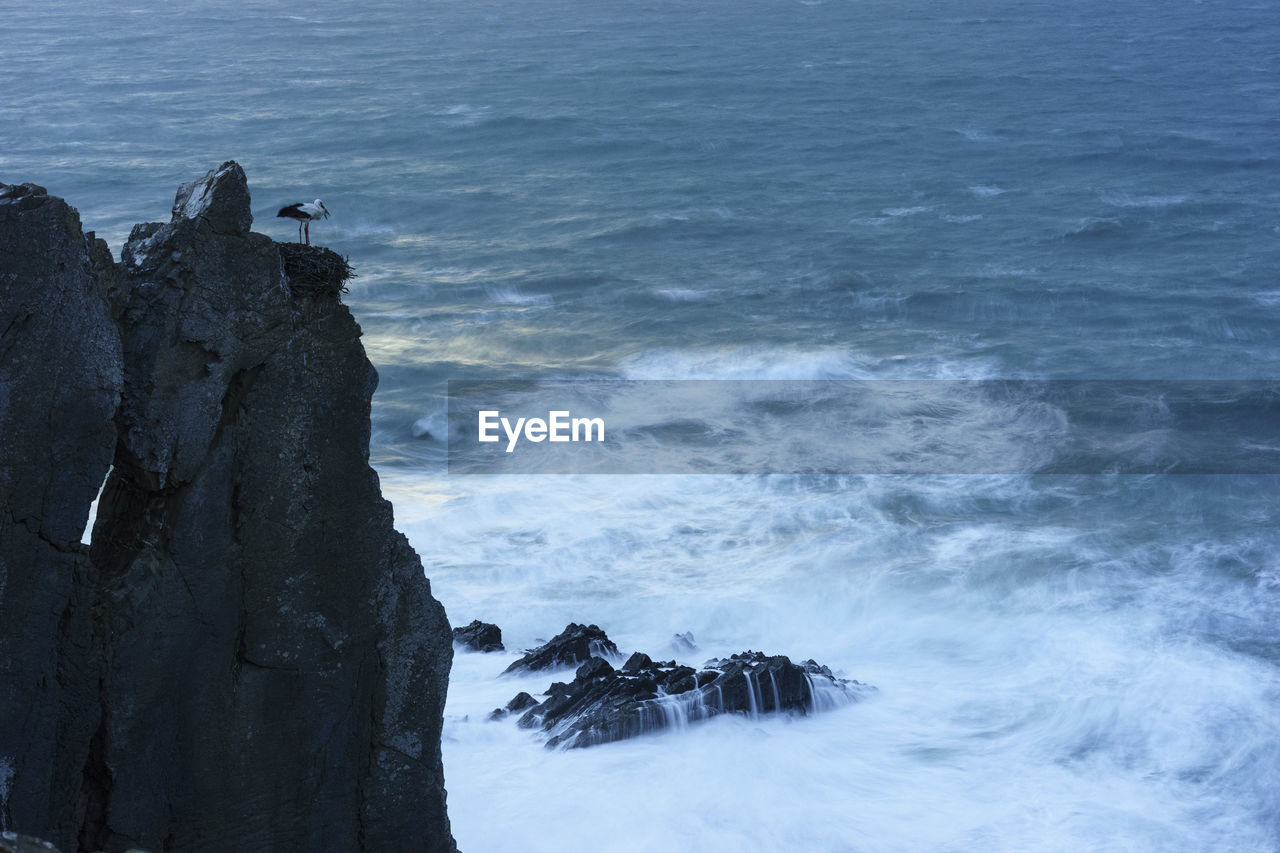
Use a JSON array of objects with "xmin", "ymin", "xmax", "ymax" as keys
[
  {"xmin": 453, "ymin": 619, "xmax": 504, "ymax": 653},
  {"xmin": 0, "ymin": 164, "xmax": 455, "ymax": 851},
  {"xmin": 0, "ymin": 183, "xmax": 121, "ymax": 548},
  {"xmin": 77, "ymin": 162, "xmax": 456, "ymax": 852},
  {"xmin": 110, "ymin": 162, "xmax": 288, "ymax": 489},
  {"xmin": 512, "ymin": 649, "xmax": 870, "ymax": 749},
  {"xmin": 170, "ymin": 162, "xmax": 253, "ymax": 237},
  {"xmin": 0, "ymin": 183, "xmax": 121, "ymax": 847},
  {"xmin": 503, "ymin": 623, "xmax": 620, "ymax": 674}
]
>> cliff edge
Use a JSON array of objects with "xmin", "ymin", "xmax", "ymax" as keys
[{"xmin": 0, "ymin": 164, "xmax": 455, "ymax": 853}]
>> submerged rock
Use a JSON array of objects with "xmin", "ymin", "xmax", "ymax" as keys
[
  {"xmin": 453, "ymin": 619, "xmax": 505, "ymax": 653},
  {"xmin": 503, "ymin": 623, "xmax": 620, "ymax": 674},
  {"xmin": 515, "ymin": 648, "xmax": 871, "ymax": 749},
  {"xmin": 671, "ymin": 631, "xmax": 698, "ymax": 654},
  {"xmin": 488, "ymin": 691, "xmax": 539, "ymax": 721}
]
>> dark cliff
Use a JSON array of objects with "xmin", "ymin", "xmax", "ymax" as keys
[
  {"xmin": 0, "ymin": 164, "xmax": 456, "ymax": 852},
  {"xmin": 0, "ymin": 182, "xmax": 122, "ymax": 848}
]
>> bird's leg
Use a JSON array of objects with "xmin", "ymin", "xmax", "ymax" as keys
[
  {"xmin": 305, "ymin": 221, "xmax": 311, "ymax": 245},
  {"xmin": 298, "ymin": 221, "xmax": 304, "ymax": 244}
]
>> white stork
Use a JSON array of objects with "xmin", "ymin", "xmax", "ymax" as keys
[{"xmin": 277, "ymin": 199, "xmax": 330, "ymax": 245}]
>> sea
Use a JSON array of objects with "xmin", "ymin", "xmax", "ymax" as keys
[{"xmin": 4, "ymin": 0, "xmax": 1280, "ymax": 850}]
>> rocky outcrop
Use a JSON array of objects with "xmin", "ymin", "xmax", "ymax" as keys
[
  {"xmin": 502, "ymin": 623, "xmax": 619, "ymax": 674},
  {"xmin": 0, "ymin": 165, "xmax": 455, "ymax": 852},
  {"xmin": 670, "ymin": 631, "xmax": 697, "ymax": 654},
  {"xmin": 486, "ymin": 691, "xmax": 538, "ymax": 722},
  {"xmin": 493, "ymin": 624, "xmax": 868, "ymax": 749},
  {"xmin": 0, "ymin": 182, "xmax": 121, "ymax": 846},
  {"xmin": 452, "ymin": 620, "xmax": 504, "ymax": 653},
  {"xmin": 509, "ymin": 647, "xmax": 870, "ymax": 749}
]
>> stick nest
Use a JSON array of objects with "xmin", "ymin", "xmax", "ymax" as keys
[{"xmin": 278, "ymin": 243, "xmax": 355, "ymax": 297}]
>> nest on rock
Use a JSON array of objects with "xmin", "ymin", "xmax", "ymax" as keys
[{"xmin": 278, "ymin": 243, "xmax": 355, "ymax": 297}]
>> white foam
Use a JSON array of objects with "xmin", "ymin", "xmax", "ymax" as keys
[
  {"xmin": 617, "ymin": 347, "xmax": 874, "ymax": 380},
  {"xmin": 486, "ymin": 287, "xmax": 553, "ymax": 307},
  {"xmin": 957, "ymin": 128, "xmax": 1001, "ymax": 141},
  {"xmin": 1101, "ymin": 192, "xmax": 1190, "ymax": 209},
  {"xmin": 883, "ymin": 206, "xmax": 932, "ymax": 217},
  {"xmin": 438, "ymin": 104, "xmax": 493, "ymax": 125},
  {"xmin": 388, "ymin": 464, "xmax": 1280, "ymax": 853},
  {"xmin": 411, "ymin": 411, "xmax": 447, "ymax": 440},
  {"xmin": 655, "ymin": 287, "xmax": 714, "ymax": 302},
  {"xmin": 616, "ymin": 347, "xmax": 1003, "ymax": 381}
]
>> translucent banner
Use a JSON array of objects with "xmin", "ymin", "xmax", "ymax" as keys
[{"xmin": 446, "ymin": 380, "xmax": 1280, "ymax": 474}]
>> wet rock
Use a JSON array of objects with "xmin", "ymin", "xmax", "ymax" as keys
[
  {"xmin": 488, "ymin": 691, "xmax": 539, "ymax": 721},
  {"xmin": 508, "ymin": 691, "xmax": 539, "ymax": 712},
  {"xmin": 514, "ymin": 645, "xmax": 871, "ymax": 749},
  {"xmin": 665, "ymin": 665, "xmax": 698, "ymax": 695},
  {"xmin": 576, "ymin": 657, "xmax": 615, "ymax": 680},
  {"xmin": 453, "ymin": 619, "xmax": 505, "ymax": 653},
  {"xmin": 503, "ymin": 623, "xmax": 620, "ymax": 674},
  {"xmin": 622, "ymin": 652, "xmax": 653, "ymax": 672},
  {"xmin": 671, "ymin": 631, "xmax": 698, "ymax": 654},
  {"xmin": 664, "ymin": 664, "xmax": 695, "ymax": 683}
]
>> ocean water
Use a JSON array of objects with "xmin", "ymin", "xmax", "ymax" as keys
[{"xmin": 5, "ymin": 0, "xmax": 1280, "ymax": 850}]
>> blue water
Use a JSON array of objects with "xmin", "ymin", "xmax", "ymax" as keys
[{"xmin": 5, "ymin": 1, "xmax": 1280, "ymax": 850}]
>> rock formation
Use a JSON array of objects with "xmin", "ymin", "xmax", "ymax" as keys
[
  {"xmin": 452, "ymin": 620, "xmax": 504, "ymax": 653},
  {"xmin": 670, "ymin": 631, "xmax": 697, "ymax": 654},
  {"xmin": 0, "ymin": 165, "xmax": 455, "ymax": 852},
  {"xmin": 497, "ymin": 627, "xmax": 870, "ymax": 750},
  {"xmin": 502, "ymin": 623, "xmax": 619, "ymax": 674},
  {"xmin": 487, "ymin": 692, "xmax": 538, "ymax": 722}
]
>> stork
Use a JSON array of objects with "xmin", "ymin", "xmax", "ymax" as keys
[{"xmin": 277, "ymin": 199, "xmax": 329, "ymax": 245}]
